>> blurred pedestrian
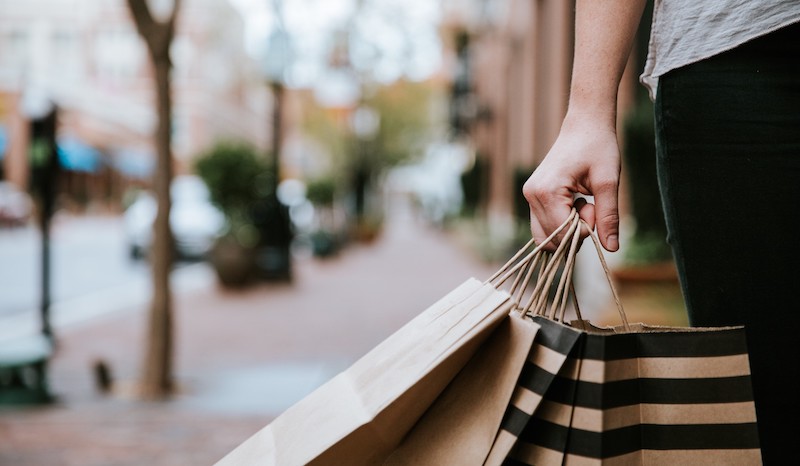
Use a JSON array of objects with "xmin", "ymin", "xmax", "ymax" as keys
[{"xmin": 522, "ymin": 1, "xmax": 800, "ymax": 463}]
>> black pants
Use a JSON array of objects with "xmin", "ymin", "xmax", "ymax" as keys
[{"xmin": 655, "ymin": 22, "xmax": 800, "ymax": 465}]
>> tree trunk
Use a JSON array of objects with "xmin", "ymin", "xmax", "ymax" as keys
[
  {"xmin": 140, "ymin": 58, "xmax": 174, "ymax": 399},
  {"xmin": 126, "ymin": 0, "xmax": 180, "ymax": 399}
]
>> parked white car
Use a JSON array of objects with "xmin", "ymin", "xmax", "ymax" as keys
[
  {"xmin": 0, "ymin": 181, "xmax": 33, "ymax": 227},
  {"xmin": 124, "ymin": 175, "xmax": 225, "ymax": 260}
]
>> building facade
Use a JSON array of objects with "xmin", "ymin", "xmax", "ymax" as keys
[
  {"xmin": 0, "ymin": 0, "xmax": 270, "ymax": 210},
  {"xmin": 441, "ymin": 0, "xmax": 638, "ymax": 236}
]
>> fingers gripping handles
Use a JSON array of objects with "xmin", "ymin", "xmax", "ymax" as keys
[{"xmin": 487, "ymin": 210, "xmax": 629, "ymax": 331}]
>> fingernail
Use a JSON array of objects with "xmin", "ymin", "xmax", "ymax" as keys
[{"xmin": 608, "ymin": 235, "xmax": 619, "ymax": 250}]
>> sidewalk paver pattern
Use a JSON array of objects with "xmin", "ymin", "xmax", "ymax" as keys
[
  {"xmin": 1, "ymin": 202, "xmax": 682, "ymax": 465},
  {"xmin": 1, "ymin": 206, "xmax": 499, "ymax": 465}
]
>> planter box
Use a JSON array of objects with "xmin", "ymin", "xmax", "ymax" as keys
[{"xmin": 611, "ymin": 260, "xmax": 678, "ymax": 284}]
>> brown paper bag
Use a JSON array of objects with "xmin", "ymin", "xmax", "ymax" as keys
[
  {"xmin": 385, "ymin": 313, "xmax": 540, "ymax": 465},
  {"xmin": 496, "ymin": 212, "xmax": 761, "ymax": 465},
  {"xmin": 216, "ymin": 278, "xmax": 514, "ymax": 466}
]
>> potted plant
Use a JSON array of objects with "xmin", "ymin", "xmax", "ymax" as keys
[
  {"xmin": 305, "ymin": 176, "xmax": 339, "ymax": 257},
  {"xmin": 353, "ymin": 214, "xmax": 383, "ymax": 244},
  {"xmin": 194, "ymin": 141, "xmax": 270, "ymax": 287}
]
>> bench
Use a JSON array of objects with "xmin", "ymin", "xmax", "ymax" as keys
[{"xmin": 0, "ymin": 334, "xmax": 54, "ymax": 404}]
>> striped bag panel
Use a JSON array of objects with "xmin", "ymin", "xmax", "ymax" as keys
[
  {"xmin": 504, "ymin": 324, "xmax": 761, "ymax": 465},
  {"xmin": 501, "ymin": 352, "xmax": 585, "ymax": 466},
  {"xmin": 485, "ymin": 317, "xmax": 583, "ymax": 465}
]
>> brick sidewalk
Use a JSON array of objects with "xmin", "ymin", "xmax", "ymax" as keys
[
  {"xmin": 0, "ymin": 207, "xmax": 499, "ymax": 465},
  {"xmin": 0, "ymin": 203, "xmax": 685, "ymax": 465}
]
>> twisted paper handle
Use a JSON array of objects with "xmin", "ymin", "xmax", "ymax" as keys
[{"xmin": 487, "ymin": 209, "xmax": 629, "ymax": 331}]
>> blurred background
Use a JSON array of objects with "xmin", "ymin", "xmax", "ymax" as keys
[{"xmin": 0, "ymin": 0, "xmax": 685, "ymax": 464}]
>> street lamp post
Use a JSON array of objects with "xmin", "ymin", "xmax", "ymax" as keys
[
  {"xmin": 349, "ymin": 105, "xmax": 379, "ymax": 223},
  {"xmin": 263, "ymin": 23, "xmax": 290, "ymax": 192},
  {"xmin": 270, "ymin": 81, "xmax": 283, "ymax": 191},
  {"xmin": 253, "ymin": 9, "xmax": 294, "ymax": 281}
]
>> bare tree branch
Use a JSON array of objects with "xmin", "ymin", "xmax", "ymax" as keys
[
  {"xmin": 126, "ymin": 0, "xmax": 155, "ymax": 41},
  {"xmin": 127, "ymin": 0, "xmax": 181, "ymax": 62},
  {"xmin": 166, "ymin": 0, "xmax": 182, "ymax": 36}
]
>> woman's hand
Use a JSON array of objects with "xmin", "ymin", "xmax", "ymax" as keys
[
  {"xmin": 522, "ymin": 114, "xmax": 621, "ymax": 252},
  {"xmin": 522, "ymin": 0, "xmax": 646, "ymax": 252}
]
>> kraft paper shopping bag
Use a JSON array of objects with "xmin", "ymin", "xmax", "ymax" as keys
[
  {"xmin": 385, "ymin": 312, "xmax": 539, "ymax": 465},
  {"xmin": 217, "ymin": 278, "xmax": 514, "ymax": 466}
]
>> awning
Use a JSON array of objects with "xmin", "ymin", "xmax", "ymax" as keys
[
  {"xmin": 110, "ymin": 148, "xmax": 155, "ymax": 180},
  {"xmin": 57, "ymin": 136, "xmax": 102, "ymax": 172},
  {"xmin": 0, "ymin": 125, "xmax": 7, "ymax": 161}
]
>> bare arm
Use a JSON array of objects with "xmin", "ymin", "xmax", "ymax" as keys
[{"xmin": 523, "ymin": 0, "xmax": 647, "ymax": 251}]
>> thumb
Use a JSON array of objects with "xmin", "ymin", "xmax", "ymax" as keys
[{"xmin": 592, "ymin": 178, "xmax": 620, "ymax": 252}]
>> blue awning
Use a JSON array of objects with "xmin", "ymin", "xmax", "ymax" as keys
[
  {"xmin": 111, "ymin": 148, "xmax": 155, "ymax": 180},
  {"xmin": 0, "ymin": 125, "xmax": 7, "ymax": 161},
  {"xmin": 57, "ymin": 136, "xmax": 102, "ymax": 172}
]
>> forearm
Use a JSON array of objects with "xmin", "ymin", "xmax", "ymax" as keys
[
  {"xmin": 524, "ymin": 0, "xmax": 647, "ymax": 251},
  {"xmin": 567, "ymin": 0, "xmax": 647, "ymax": 127}
]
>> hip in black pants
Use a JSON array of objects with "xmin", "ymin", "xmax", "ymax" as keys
[{"xmin": 655, "ymin": 22, "xmax": 800, "ymax": 465}]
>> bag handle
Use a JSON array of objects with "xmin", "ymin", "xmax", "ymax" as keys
[
  {"xmin": 487, "ymin": 214, "xmax": 576, "ymax": 287},
  {"xmin": 582, "ymin": 219, "xmax": 628, "ymax": 329},
  {"xmin": 526, "ymin": 214, "xmax": 629, "ymax": 330},
  {"xmin": 488, "ymin": 209, "xmax": 629, "ymax": 330},
  {"xmin": 522, "ymin": 212, "xmax": 581, "ymax": 317},
  {"xmin": 486, "ymin": 211, "xmax": 577, "ymax": 315},
  {"xmin": 487, "ymin": 210, "xmax": 582, "ymax": 319}
]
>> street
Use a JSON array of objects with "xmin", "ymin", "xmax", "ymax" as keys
[
  {"xmin": 0, "ymin": 195, "xmax": 505, "ymax": 465},
  {"xmin": 0, "ymin": 214, "xmax": 214, "ymax": 341}
]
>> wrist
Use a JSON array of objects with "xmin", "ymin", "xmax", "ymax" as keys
[
  {"xmin": 565, "ymin": 85, "xmax": 618, "ymax": 128},
  {"xmin": 562, "ymin": 108, "xmax": 617, "ymax": 134}
]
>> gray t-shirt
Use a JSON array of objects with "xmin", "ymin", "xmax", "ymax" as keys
[{"xmin": 640, "ymin": 0, "xmax": 800, "ymax": 99}]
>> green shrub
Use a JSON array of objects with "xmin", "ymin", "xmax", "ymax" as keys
[
  {"xmin": 460, "ymin": 155, "xmax": 487, "ymax": 216},
  {"xmin": 194, "ymin": 141, "xmax": 272, "ymax": 219},
  {"xmin": 306, "ymin": 176, "xmax": 336, "ymax": 206}
]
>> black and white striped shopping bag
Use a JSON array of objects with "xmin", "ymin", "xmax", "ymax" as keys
[{"xmin": 494, "ymin": 320, "xmax": 761, "ymax": 465}]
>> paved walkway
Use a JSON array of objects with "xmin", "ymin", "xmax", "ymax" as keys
[
  {"xmin": 0, "ymin": 196, "xmax": 501, "ymax": 465},
  {"xmin": 0, "ymin": 196, "xmax": 685, "ymax": 465}
]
